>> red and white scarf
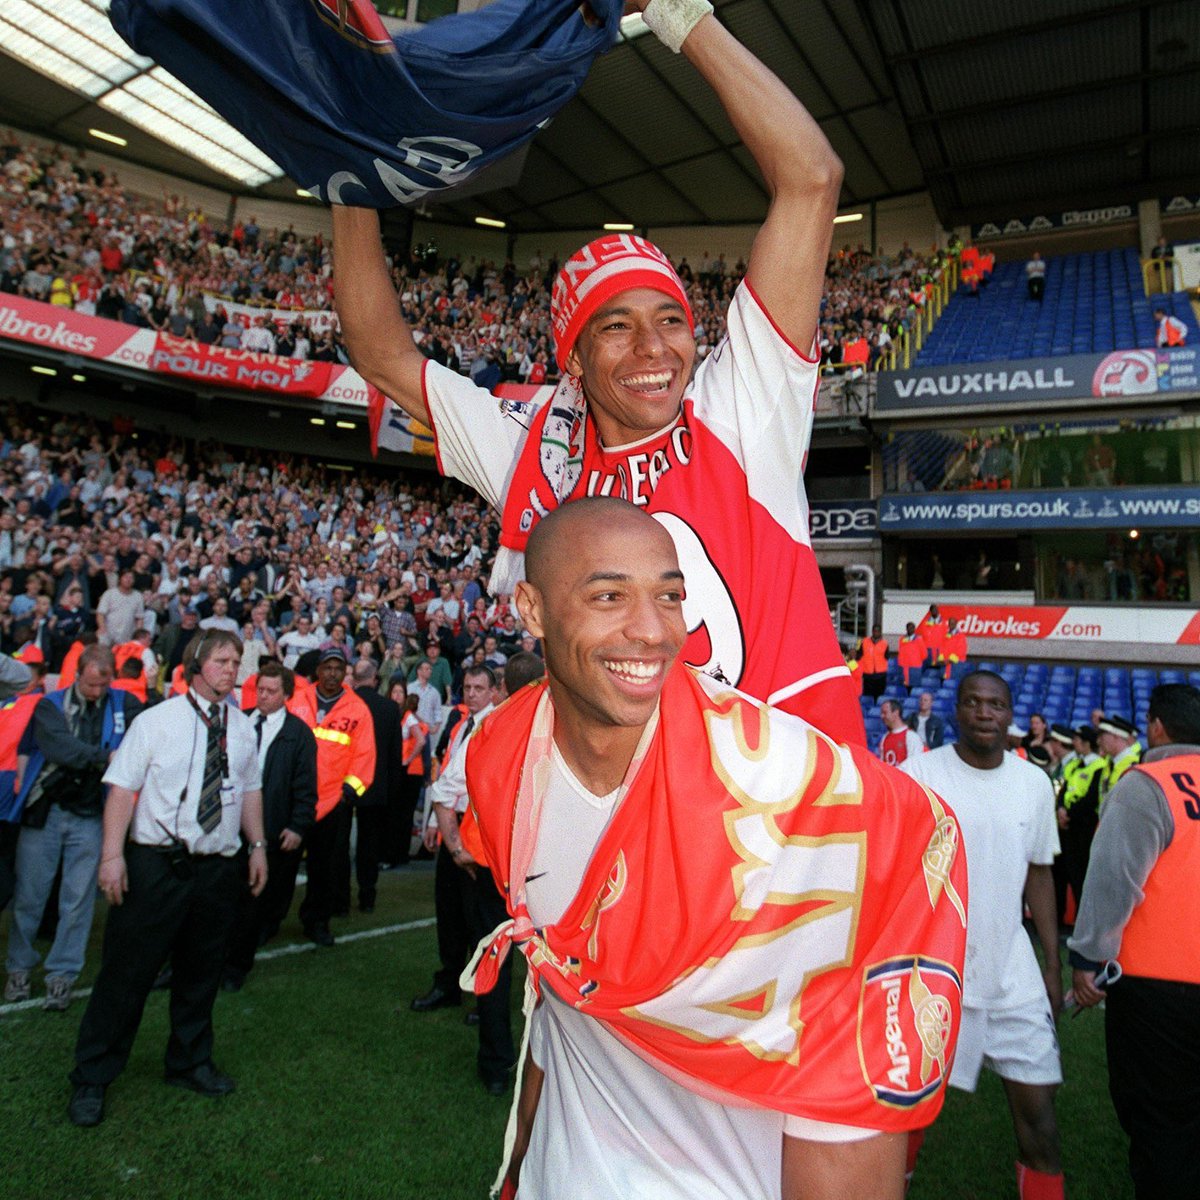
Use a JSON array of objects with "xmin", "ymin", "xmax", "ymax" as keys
[{"xmin": 466, "ymin": 666, "xmax": 967, "ymax": 1137}]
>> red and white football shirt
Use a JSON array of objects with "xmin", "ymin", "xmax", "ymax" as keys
[{"xmin": 422, "ymin": 281, "xmax": 863, "ymax": 745}]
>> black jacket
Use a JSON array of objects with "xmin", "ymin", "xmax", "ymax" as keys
[
  {"xmin": 354, "ymin": 686, "xmax": 402, "ymax": 810},
  {"xmin": 253, "ymin": 710, "xmax": 318, "ymax": 840},
  {"xmin": 907, "ymin": 711, "xmax": 946, "ymax": 750}
]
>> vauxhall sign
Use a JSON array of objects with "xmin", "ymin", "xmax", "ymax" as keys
[{"xmin": 875, "ymin": 348, "xmax": 1199, "ymax": 414}]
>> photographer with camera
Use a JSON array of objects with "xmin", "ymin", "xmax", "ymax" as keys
[
  {"xmin": 4, "ymin": 645, "xmax": 139, "ymax": 1013},
  {"xmin": 67, "ymin": 628, "xmax": 266, "ymax": 1128}
]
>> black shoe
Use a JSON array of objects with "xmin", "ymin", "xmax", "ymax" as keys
[
  {"xmin": 220, "ymin": 971, "xmax": 245, "ymax": 993},
  {"xmin": 165, "ymin": 1062, "xmax": 236, "ymax": 1098},
  {"xmin": 358, "ymin": 901, "xmax": 375, "ymax": 914},
  {"xmin": 68, "ymin": 1084, "xmax": 106, "ymax": 1127},
  {"xmin": 304, "ymin": 924, "xmax": 335, "ymax": 948},
  {"xmin": 151, "ymin": 966, "xmax": 172, "ymax": 991},
  {"xmin": 483, "ymin": 1076, "xmax": 508, "ymax": 1097},
  {"xmin": 332, "ymin": 907, "xmax": 350, "ymax": 919},
  {"xmin": 410, "ymin": 986, "xmax": 461, "ymax": 1012},
  {"xmin": 464, "ymin": 1009, "xmax": 481, "ymax": 1027}
]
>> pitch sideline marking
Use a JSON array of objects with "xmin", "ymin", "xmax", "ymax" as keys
[{"xmin": 0, "ymin": 917, "xmax": 435, "ymax": 1018}]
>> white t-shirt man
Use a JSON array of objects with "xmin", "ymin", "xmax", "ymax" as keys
[
  {"xmin": 900, "ymin": 747, "xmax": 1058, "ymax": 1011},
  {"xmin": 518, "ymin": 744, "xmax": 872, "ymax": 1200}
]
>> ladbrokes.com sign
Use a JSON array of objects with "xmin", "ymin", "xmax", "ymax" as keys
[{"xmin": 884, "ymin": 602, "xmax": 1200, "ymax": 647}]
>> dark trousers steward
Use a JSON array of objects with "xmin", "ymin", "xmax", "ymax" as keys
[
  {"xmin": 432, "ymin": 840, "xmax": 471, "ymax": 995},
  {"xmin": 71, "ymin": 843, "xmax": 243, "ymax": 1087},
  {"xmin": 862, "ymin": 672, "xmax": 887, "ymax": 701},
  {"xmin": 470, "ymin": 868, "xmax": 515, "ymax": 1085},
  {"xmin": 1106, "ymin": 974, "xmax": 1200, "ymax": 1200},
  {"xmin": 333, "ymin": 804, "xmax": 385, "ymax": 911},
  {"xmin": 385, "ymin": 774, "xmax": 423, "ymax": 866},
  {"xmin": 225, "ymin": 845, "xmax": 303, "ymax": 980},
  {"xmin": 299, "ymin": 803, "xmax": 348, "ymax": 931}
]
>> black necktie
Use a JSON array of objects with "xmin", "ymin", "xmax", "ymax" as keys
[
  {"xmin": 460, "ymin": 714, "xmax": 475, "ymax": 743},
  {"xmin": 196, "ymin": 703, "xmax": 223, "ymax": 834},
  {"xmin": 255, "ymin": 713, "xmax": 266, "ymax": 750}
]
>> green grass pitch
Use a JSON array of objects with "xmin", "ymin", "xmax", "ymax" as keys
[{"xmin": 1, "ymin": 866, "xmax": 1132, "ymax": 1199}]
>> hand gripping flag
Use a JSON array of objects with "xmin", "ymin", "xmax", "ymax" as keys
[{"xmin": 109, "ymin": 0, "xmax": 622, "ymax": 207}]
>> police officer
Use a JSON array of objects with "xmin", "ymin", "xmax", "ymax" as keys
[
  {"xmin": 68, "ymin": 629, "xmax": 266, "ymax": 1127},
  {"xmin": 1070, "ymin": 684, "xmax": 1200, "ymax": 1200}
]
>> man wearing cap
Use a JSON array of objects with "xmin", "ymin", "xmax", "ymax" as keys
[
  {"xmin": 1097, "ymin": 714, "xmax": 1143, "ymax": 806},
  {"xmin": 298, "ymin": 642, "xmax": 375, "ymax": 947},
  {"xmin": 333, "ymin": 0, "xmax": 862, "ymax": 746},
  {"xmin": 1054, "ymin": 725, "xmax": 1104, "ymax": 929},
  {"xmin": 1069, "ymin": 684, "xmax": 1200, "ymax": 1200}
]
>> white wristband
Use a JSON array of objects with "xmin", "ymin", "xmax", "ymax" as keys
[{"xmin": 641, "ymin": 0, "xmax": 714, "ymax": 53}]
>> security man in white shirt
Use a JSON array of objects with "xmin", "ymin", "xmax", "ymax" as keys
[{"xmin": 68, "ymin": 629, "xmax": 267, "ymax": 1128}]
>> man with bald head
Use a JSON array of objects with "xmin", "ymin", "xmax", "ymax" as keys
[{"xmin": 462, "ymin": 497, "xmax": 967, "ymax": 1200}]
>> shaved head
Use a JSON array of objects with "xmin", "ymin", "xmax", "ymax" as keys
[
  {"xmin": 515, "ymin": 497, "xmax": 687, "ymax": 787},
  {"xmin": 525, "ymin": 496, "xmax": 679, "ymax": 596}
]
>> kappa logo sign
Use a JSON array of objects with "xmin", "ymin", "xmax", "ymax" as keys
[{"xmin": 858, "ymin": 957, "xmax": 961, "ymax": 1108}]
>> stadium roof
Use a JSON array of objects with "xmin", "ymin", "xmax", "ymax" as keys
[{"xmin": 0, "ymin": 0, "xmax": 1197, "ymax": 232}]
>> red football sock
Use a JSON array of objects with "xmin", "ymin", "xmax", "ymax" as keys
[
  {"xmin": 904, "ymin": 1129, "xmax": 926, "ymax": 1194},
  {"xmin": 1016, "ymin": 1162, "xmax": 1064, "ymax": 1200}
]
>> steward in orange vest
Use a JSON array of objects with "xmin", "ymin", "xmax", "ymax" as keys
[
  {"xmin": 1068, "ymin": 687, "xmax": 1200, "ymax": 1199},
  {"xmin": 859, "ymin": 627, "xmax": 888, "ymax": 701},
  {"xmin": 111, "ymin": 659, "xmax": 149, "ymax": 705},
  {"xmin": 896, "ymin": 624, "xmax": 927, "ymax": 689},
  {"xmin": 941, "ymin": 620, "xmax": 967, "ymax": 679},
  {"xmin": 0, "ymin": 690, "xmax": 44, "ymax": 822},
  {"xmin": 57, "ymin": 639, "xmax": 89, "ymax": 690},
  {"xmin": 299, "ymin": 645, "xmax": 375, "ymax": 946},
  {"xmin": 917, "ymin": 607, "xmax": 947, "ymax": 666}
]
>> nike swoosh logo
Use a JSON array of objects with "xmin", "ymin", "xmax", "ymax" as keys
[{"xmin": 525, "ymin": 872, "xmax": 547, "ymax": 883}]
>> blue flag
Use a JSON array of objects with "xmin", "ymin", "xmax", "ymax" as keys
[{"xmin": 109, "ymin": 0, "xmax": 621, "ymax": 207}]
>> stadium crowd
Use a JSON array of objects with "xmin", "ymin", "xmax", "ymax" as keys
[{"xmin": 0, "ymin": 130, "xmax": 944, "ymax": 379}]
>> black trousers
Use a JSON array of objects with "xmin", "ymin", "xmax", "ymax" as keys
[
  {"xmin": 71, "ymin": 844, "xmax": 243, "ymax": 1087},
  {"xmin": 1106, "ymin": 974, "xmax": 1200, "ymax": 1200},
  {"xmin": 470, "ymin": 868, "xmax": 515, "ymax": 1084},
  {"xmin": 299, "ymin": 803, "xmax": 348, "ymax": 931},
  {"xmin": 431, "ymin": 841, "xmax": 472, "ymax": 995},
  {"xmin": 385, "ymin": 774, "xmax": 423, "ymax": 865},
  {"xmin": 225, "ymin": 845, "xmax": 303, "ymax": 978},
  {"xmin": 862, "ymin": 672, "xmax": 887, "ymax": 701},
  {"xmin": 334, "ymin": 804, "xmax": 386, "ymax": 911}
]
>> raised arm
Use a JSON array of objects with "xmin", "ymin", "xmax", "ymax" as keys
[
  {"xmin": 673, "ymin": 5, "xmax": 842, "ymax": 347},
  {"xmin": 331, "ymin": 206, "xmax": 430, "ymax": 425}
]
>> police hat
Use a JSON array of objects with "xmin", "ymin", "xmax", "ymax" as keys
[
  {"xmin": 1097, "ymin": 714, "xmax": 1138, "ymax": 738},
  {"xmin": 1049, "ymin": 724, "xmax": 1075, "ymax": 746},
  {"xmin": 1027, "ymin": 744, "xmax": 1052, "ymax": 768}
]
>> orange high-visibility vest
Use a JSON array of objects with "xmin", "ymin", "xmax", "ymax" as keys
[
  {"xmin": 1160, "ymin": 315, "xmax": 1186, "ymax": 346},
  {"xmin": 313, "ymin": 688, "xmax": 376, "ymax": 819},
  {"xmin": 402, "ymin": 711, "xmax": 428, "ymax": 777},
  {"xmin": 943, "ymin": 631, "xmax": 968, "ymax": 664},
  {"xmin": 111, "ymin": 675, "xmax": 148, "ymax": 704},
  {"xmin": 1116, "ymin": 755, "xmax": 1200, "ymax": 983},
  {"xmin": 897, "ymin": 635, "xmax": 927, "ymax": 671},
  {"xmin": 918, "ymin": 616, "xmax": 947, "ymax": 658},
  {"xmin": 0, "ymin": 692, "xmax": 42, "ymax": 819},
  {"xmin": 113, "ymin": 641, "xmax": 146, "ymax": 674},
  {"xmin": 860, "ymin": 637, "xmax": 888, "ymax": 675},
  {"xmin": 57, "ymin": 641, "xmax": 85, "ymax": 689}
]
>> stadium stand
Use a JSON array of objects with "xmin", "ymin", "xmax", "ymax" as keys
[{"xmin": 918, "ymin": 247, "xmax": 1200, "ymax": 366}]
